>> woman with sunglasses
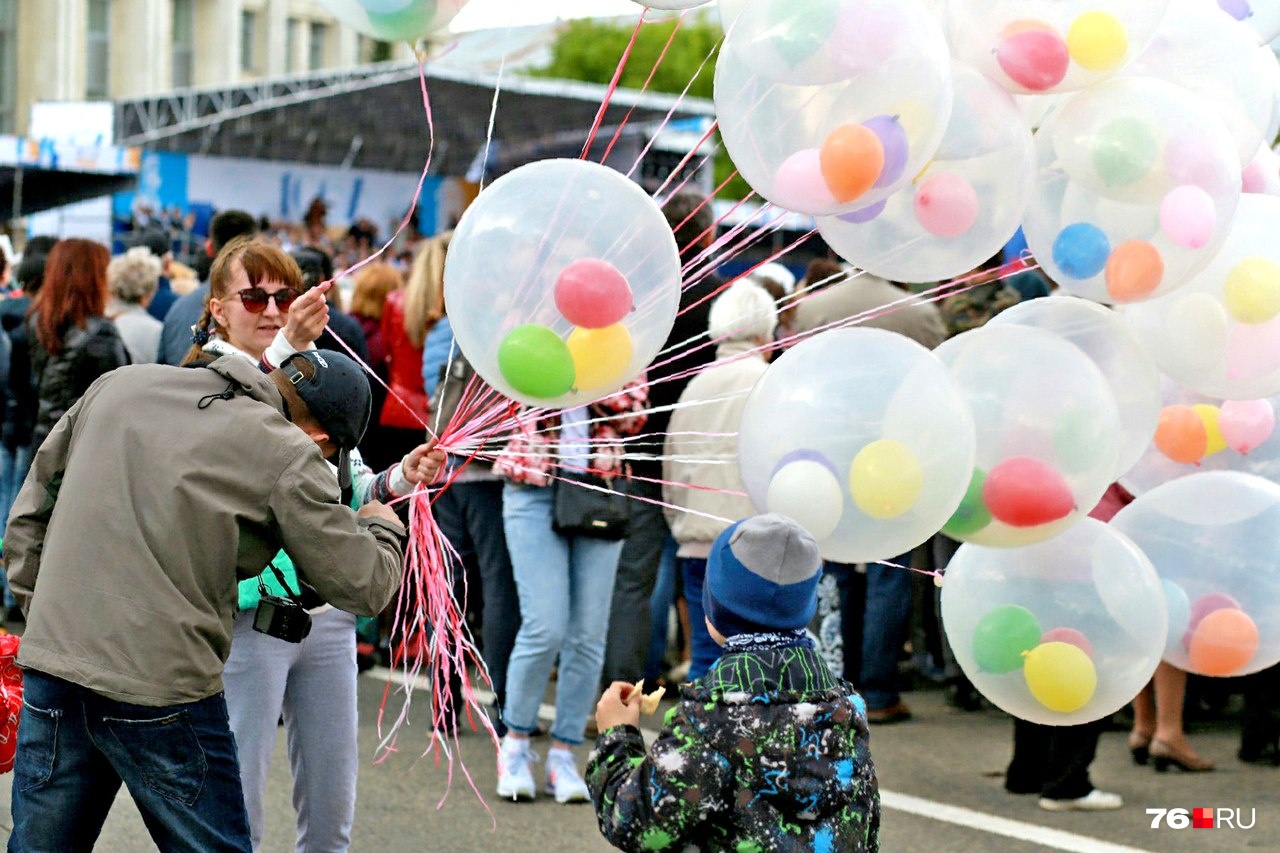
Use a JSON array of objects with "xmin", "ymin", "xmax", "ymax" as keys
[
  {"xmin": 183, "ymin": 238, "xmax": 442, "ymax": 850},
  {"xmin": 28, "ymin": 238, "xmax": 131, "ymax": 454}
]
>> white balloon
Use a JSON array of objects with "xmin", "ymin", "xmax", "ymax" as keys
[{"xmin": 766, "ymin": 460, "xmax": 846, "ymax": 542}]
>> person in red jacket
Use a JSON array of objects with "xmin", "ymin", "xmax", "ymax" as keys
[{"xmin": 376, "ymin": 278, "xmax": 429, "ymax": 469}]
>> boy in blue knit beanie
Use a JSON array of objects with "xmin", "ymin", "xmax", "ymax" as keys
[{"xmin": 586, "ymin": 514, "xmax": 880, "ymax": 852}]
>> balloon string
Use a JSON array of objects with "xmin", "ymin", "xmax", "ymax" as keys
[
  {"xmin": 600, "ymin": 11, "xmax": 688, "ymax": 165},
  {"xmin": 582, "ymin": 10, "xmax": 648, "ymax": 160}
]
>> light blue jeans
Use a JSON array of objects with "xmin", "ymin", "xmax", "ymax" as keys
[{"xmin": 502, "ymin": 483, "xmax": 623, "ymax": 745}]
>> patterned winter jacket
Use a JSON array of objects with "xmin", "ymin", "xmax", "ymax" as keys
[{"xmin": 587, "ymin": 644, "xmax": 880, "ymax": 852}]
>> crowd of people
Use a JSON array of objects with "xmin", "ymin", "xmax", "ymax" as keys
[{"xmin": 0, "ymin": 189, "xmax": 1275, "ymax": 851}]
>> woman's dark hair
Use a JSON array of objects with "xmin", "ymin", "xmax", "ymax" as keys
[
  {"xmin": 32, "ymin": 239, "xmax": 110, "ymax": 355},
  {"xmin": 15, "ymin": 253, "xmax": 46, "ymax": 294},
  {"xmin": 291, "ymin": 248, "xmax": 334, "ymax": 289}
]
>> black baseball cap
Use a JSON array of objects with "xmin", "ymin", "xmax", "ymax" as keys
[{"xmin": 281, "ymin": 349, "xmax": 371, "ymax": 451}]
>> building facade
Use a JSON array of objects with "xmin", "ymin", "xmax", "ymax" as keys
[{"xmin": 0, "ymin": 0, "xmax": 410, "ymax": 136}]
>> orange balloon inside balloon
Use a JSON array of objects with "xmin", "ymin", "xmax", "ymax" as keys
[
  {"xmin": 1105, "ymin": 240, "xmax": 1164, "ymax": 302},
  {"xmin": 1154, "ymin": 405, "xmax": 1208, "ymax": 464},
  {"xmin": 1188, "ymin": 608, "xmax": 1260, "ymax": 676},
  {"xmin": 819, "ymin": 124, "xmax": 885, "ymax": 204}
]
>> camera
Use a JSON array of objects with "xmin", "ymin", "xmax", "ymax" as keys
[{"xmin": 253, "ymin": 594, "xmax": 312, "ymax": 643}]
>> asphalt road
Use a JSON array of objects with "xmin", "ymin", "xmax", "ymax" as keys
[{"xmin": 1, "ymin": 671, "xmax": 1276, "ymax": 852}]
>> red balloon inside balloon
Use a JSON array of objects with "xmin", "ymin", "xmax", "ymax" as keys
[
  {"xmin": 996, "ymin": 26, "xmax": 1070, "ymax": 92},
  {"xmin": 1042, "ymin": 627, "xmax": 1094, "ymax": 659},
  {"xmin": 982, "ymin": 456, "xmax": 1075, "ymax": 527},
  {"xmin": 554, "ymin": 259, "xmax": 634, "ymax": 329}
]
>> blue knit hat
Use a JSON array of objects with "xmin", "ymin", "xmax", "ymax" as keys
[{"xmin": 703, "ymin": 514, "xmax": 822, "ymax": 637}]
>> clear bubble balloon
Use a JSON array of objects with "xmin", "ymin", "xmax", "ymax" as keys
[
  {"xmin": 632, "ymin": 0, "xmax": 710, "ymax": 9},
  {"xmin": 947, "ymin": 0, "xmax": 1169, "ymax": 95},
  {"xmin": 1243, "ymin": 144, "xmax": 1280, "ymax": 197},
  {"xmin": 1123, "ymin": 194, "xmax": 1280, "ymax": 399},
  {"xmin": 714, "ymin": 0, "xmax": 953, "ymax": 216},
  {"xmin": 989, "ymin": 296, "xmax": 1160, "ymax": 479},
  {"xmin": 1127, "ymin": 0, "xmax": 1275, "ymax": 165},
  {"xmin": 817, "ymin": 63, "xmax": 1034, "ymax": 284},
  {"xmin": 941, "ymin": 518, "xmax": 1166, "ymax": 725},
  {"xmin": 1121, "ymin": 374, "xmax": 1280, "ymax": 495},
  {"xmin": 1023, "ymin": 77, "xmax": 1241, "ymax": 305},
  {"xmin": 738, "ymin": 328, "xmax": 975, "ymax": 563},
  {"xmin": 444, "ymin": 159, "xmax": 680, "ymax": 407},
  {"xmin": 934, "ymin": 325, "xmax": 1122, "ymax": 547},
  {"xmin": 1111, "ymin": 471, "xmax": 1280, "ymax": 677},
  {"xmin": 317, "ymin": 0, "xmax": 469, "ymax": 42}
]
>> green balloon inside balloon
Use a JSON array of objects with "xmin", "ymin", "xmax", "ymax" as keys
[
  {"xmin": 942, "ymin": 469, "xmax": 992, "ymax": 539},
  {"xmin": 1093, "ymin": 117, "xmax": 1157, "ymax": 188},
  {"xmin": 497, "ymin": 324, "xmax": 575, "ymax": 400},
  {"xmin": 769, "ymin": 0, "xmax": 841, "ymax": 69},
  {"xmin": 366, "ymin": 1, "xmax": 438, "ymax": 42},
  {"xmin": 972, "ymin": 605, "xmax": 1042, "ymax": 674}
]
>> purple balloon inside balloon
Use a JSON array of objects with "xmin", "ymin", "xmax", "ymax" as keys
[
  {"xmin": 771, "ymin": 449, "xmax": 840, "ymax": 480},
  {"xmin": 1218, "ymin": 0, "xmax": 1252, "ymax": 20},
  {"xmin": 837, "ymin": 199, "xmax": 888, "ymax": 224},
  {"xmin": 865, "ymin": 115, "xmax": 909, "ymax": 189}
]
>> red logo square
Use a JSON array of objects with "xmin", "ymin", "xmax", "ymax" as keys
[{"xmin": 1193, "ymin": 808, "xmax": 1215, "ymax": 829}]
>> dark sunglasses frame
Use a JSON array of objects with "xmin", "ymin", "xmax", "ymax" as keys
[{"xmin": 224, "ymin": 286, "xmax": 301, "ymax": 313}]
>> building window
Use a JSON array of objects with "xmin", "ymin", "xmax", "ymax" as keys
[
  {"xmin": 240, "ymin": 10, "xmax": 258, "ymax": 73},
  {"xmin": 0, "ymin": 0, "xmax": 15, "ymax": 132},
  {"xmin": 172, "ymin": 0, "xmax": 194, "ymax": 88},
  {"xmin": 286, "ymin": 18, "xmax": 301, "ymax": 73},
  {"xmin": 309, "ymin": 21, "xmax": 328, "ymax": 71},
  {"xmin": 86, "ymin": 0, "xmax": 112, "ymax": 99}
]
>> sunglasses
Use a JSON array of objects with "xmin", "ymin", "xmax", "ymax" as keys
[{"xmin": 223, "ymin": 287, "xmax": 301, "ymax": 313}]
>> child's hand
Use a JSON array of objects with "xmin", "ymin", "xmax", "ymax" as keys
[
  {"xmin": 401, "ymin": 440, "xmax": 445, "ymax": 485},
  {"xmin": 595, "ymin": 681, "xmax": 641, "ymax": 732}
]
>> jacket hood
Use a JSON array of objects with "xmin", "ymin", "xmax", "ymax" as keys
[{"xmin": 205, "ymin": 355, "xmax": 287, "ymax": 416}]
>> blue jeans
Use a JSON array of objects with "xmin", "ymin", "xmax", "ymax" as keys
[
  {"xmin": 10, "ymin": 669, "xmax": 252, "ymax": 852},
  {"xmin": 643, "ymin": 537, "xmax": 679, "ymax": 682},
  {"xmin": 861, "ymin": 555, "xmax": 913, "ymax": 711},
  {"xmin": 680, "ymin": 557, "xmax": 721, "ymax": 681},
  {"xmin": 501, "ymin": 483, "xmax": 622, "ymax": 745},
  {"xmin": 0, "ymin": 444, "xmax": 31, "ymax": 607}
]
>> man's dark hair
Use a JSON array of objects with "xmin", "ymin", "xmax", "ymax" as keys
[
  {"xmin": 23, "ymin": 236, "xmax": 58, "ymax": 256},
  {"xmin": 136, "ymin": 227, "xmax": 172, "ymax": 259},
  {"xmin": 209, "ymin": 210, "xmax": 258, "ymax": 255},
  {"xmin": 663, "ymin": 191, "xmax": 715, "ymax": 261},
  {"xmin": 291, "ymin": 248, "xmax": 334, "ymax": 289},
  {"xmin": 15, "ymin": 252, "xmax": 47, "ymax": 294}
]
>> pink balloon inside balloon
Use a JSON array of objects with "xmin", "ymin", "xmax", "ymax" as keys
[
  {"xmin": 1226, "ymin": 316, "xmax": 1280, "ymax": 381},
  {"xmin": 773, "ymin": 149, "xmax": 838, "ymax": 213},
  {"xmin": 1219, "ymin": 398, "xmax": 1277, "ymax": 453},
  {"xmin": 1041, "ymin": 628, "xmax": 1094, "ymax": 659},
  {"xmin": 982, "ymin": 456, "xmax": 1076, "ymax": 527},
  {"xmin": 996, "ymin": 27, "xmax": 1069, "ymax": 92},
  {"xmin": 1182, "ymin": 592, "xmax": 1241, "ymax": 649},
  {"xmin": 914, "ymin": 173, "xmax": 979, "ymax": 238},
  {"xmin": 554, "ymin": 259, "xmax": 633, "ymax": 329},
  {"xmin": 1159, "ymin": 186, "xmax": 1217, "ymax": 249}
]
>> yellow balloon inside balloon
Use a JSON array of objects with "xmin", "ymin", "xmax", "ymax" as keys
[
  {"xmin": 1066, "ymin": 11, "xmax": 1129, "ymax": 71},
  {"xmin": 567, "ymin": 323, "xmax": 633, "ymax": 392},
  {"xmin": 1224, "ymin": 257, "xmax": 1280, "ymax": 325},
  {"xmin": 1024, "ymin": 641, "xmax": 1097, "ymax": 714},
  {"xmin": 849, "ymin": 439, "xmax": 922, "ymax": 519},
  {"xmin": 1192, "ymin": 403, "xmax": 1228, "ymax": 457}
]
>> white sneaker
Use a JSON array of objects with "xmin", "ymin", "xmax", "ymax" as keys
[
  {"xmin": 496, "ymin": 738, "xmax": 537, "ymax": 802},
  {"xmin": 1039, "ymin": 790, "xmax": 1123, "ymax": 812},
  {"xmin": 545, "ymin": 748, "xmax": 591, "ymax": 804}
]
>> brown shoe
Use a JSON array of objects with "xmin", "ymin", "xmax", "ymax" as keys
[
  {"xmin": 866, "ymin": 702, "xmax": 912, "ymax": 724},
  {"xmin": 1150, "ymin": 739, "xmax": 1214, "ymax": 772}
]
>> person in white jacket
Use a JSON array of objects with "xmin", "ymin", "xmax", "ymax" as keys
[{"xmin": 662, "ymin": 279, "xmax": 778, "ymax": 680}]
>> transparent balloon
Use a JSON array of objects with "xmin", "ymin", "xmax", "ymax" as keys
[
  {"xmin": 947, "ymin": 0, "xmax": 1169, "ymax": 95},
  {"xmin": 1127, "ymin": 0, "xmax": 1275, "ymax": 165},
  {"xmin": 934, "ymin": 325, "xmax": 1122, "ymax": 547},
  {"xmin": 738, "ymin": 328, "xmax": 976, "ymax": 563},
  {"xmin": 1243, "ymin": 143, "xmax": 1280, "ymax": 197},
  {"xmin": 632, "ymin": 0, "xmax": 710, "ymax": 9},
  {"xmin": 1123, "ymin": 194, "xmax": 1280, "ymax": 399},
  {"xmin": 444, "ymin": 159, "xmax": 680, "ymax": 407},
  {"xmin": 714, "ymin": 0, "xmax": 953, "ymax": 216},
  {"xmin": 1121, "ymin": 374, "xmax": 1280, "ymax": 495},
  {"xmin": 1111, "ymin": 471, "xmax": 1280, "ymax": 677},
  {"xmin": 941, "ymin": 519, "xmax": 1165, "ymax": 725},
  {"xmin": 817, "ymin": 63, "xmax": 1034, "ymax": 284},
  {"xmin": 317, "ymin": 0, "xmax": 469, "ymax": 42},
  {"xmin": 1218, "ymin": 0, "xmax": 1280, "ymax": 42},
  {"xmin": 1023, "ymin": 77, "xmax": 1241, "ymax": 305},
  {"xmin": 989, "ymin": 296, "xmax": 1161, "ymax": 480}
]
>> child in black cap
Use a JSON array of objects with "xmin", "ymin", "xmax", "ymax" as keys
[{"xmin": 586, "ymin": 513, "xmax": 880, "ymax": 852}]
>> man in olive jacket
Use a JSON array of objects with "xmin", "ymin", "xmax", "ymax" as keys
[{"xmin": 4, "ymin": 350, "xmax": 420, "ymax": 851}]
